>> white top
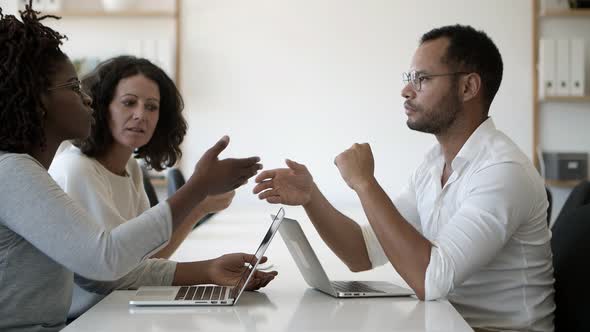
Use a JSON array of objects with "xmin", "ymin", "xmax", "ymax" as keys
[
  {"xmin": 49, "ymin": 145, "xmax": 176, "ymax": 318},
  {"xmin": 361, "ymin": 118, "xmax": 555, "ymax": 331},
  {"xmin": 0, "ymin": 151, "xmax": 172, "ymax": 332}
]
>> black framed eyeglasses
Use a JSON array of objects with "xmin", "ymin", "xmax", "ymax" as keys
[
  {"xmin": 47, "ymin": 80, "xmax": 83, "ymax": 94},
  {"xmin": 402, "ymin": 70, "xmax": 469, "ymax": 91}
]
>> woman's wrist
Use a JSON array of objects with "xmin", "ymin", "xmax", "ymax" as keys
[{"xmin": 172, "ymin": 260, "xmax": 213, "ymax": 285}]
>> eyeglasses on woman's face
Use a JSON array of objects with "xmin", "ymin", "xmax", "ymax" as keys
[{"xmin": 47, "ymin": 79, "xmax": 84, "ymax": 95}]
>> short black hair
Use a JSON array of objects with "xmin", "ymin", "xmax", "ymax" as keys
[
  {"xmin": 73, "ymin": 56, "xmax": 187, "ymax": 171},
  {"xmin": 421, "ymin": 24, "xmax": 503, "ymax": 112},
  {"xmin": 0, "ymin": 1, "xmax": 67, "ymax": 153}
]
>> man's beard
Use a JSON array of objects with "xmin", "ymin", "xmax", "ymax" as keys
[{"xmin": 405, "ymin": 89, "xmax": 462, "ymax": 135}]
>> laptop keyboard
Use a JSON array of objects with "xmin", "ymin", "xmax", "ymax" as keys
[
  {"xmin": 331, "ymin": 281, "xmax": 383, "ymax": 293},
  {"xmin": 174, "ymin": 285, "xmax": 228, "ymax": 301}
]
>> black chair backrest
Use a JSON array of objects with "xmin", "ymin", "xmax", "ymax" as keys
[
  {"xmin": 556, "ymin": 180, "xmax": 590, "ymax": 221},
  {"xmin": 141, "ymin": 167, "xmax": 159, "ymax": 207},
  {"xmin": 167, "ymin": 168, "xmax": 186, "ymax": 197},
  {"xmin": 551, "ymin": 203, "xmax": 590, "ymax": 331},
  {"xmin": 166, "ymin": 167, "xmax": 216, "ymax": 228},
  {"xmin": 546, "ymin": 186, "xmax": 553, "ymax": 226}
]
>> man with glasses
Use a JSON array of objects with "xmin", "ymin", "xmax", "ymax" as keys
[{"xmin": 253, "ymin": 25, "xmax": 554, "ymax": 331}]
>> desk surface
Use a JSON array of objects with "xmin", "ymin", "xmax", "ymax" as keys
[{"xmin": 63, "ymin": 207, "xmax": 473, "ymax": 332}]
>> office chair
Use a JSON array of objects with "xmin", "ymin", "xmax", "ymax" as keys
[
  {"xmin": 546, "ymin": 186, "xmax": 553, "ymax": 226},
  {"xmin": 166, "ymin": 168, "xmax": 215, "ymax": 227},
  {"xmin": 551, "ymin": 203, "xmax": 590, "ymax": 331},
  {"xmin": 555, "ymin": 181, "xmax": 590, "ymax": 222},
  {"xmin": 167, "ymin": 168, "xmax": 186, "ymax": 198},
  {"xmin": 551, "ymin": 180, "xmax": 590, "ymax": 229},
  {"xmin": 141, "ymin": 167, "xmax": 159, "ymax": 207}
]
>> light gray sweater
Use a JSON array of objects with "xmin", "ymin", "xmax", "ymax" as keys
[
  {"xmin": 49, "ymin": 145, "xmax": 176, "ymax": 318},
  {"xmin": 0, "ymin": 152, "xmax": 172, "ymax": 332}
]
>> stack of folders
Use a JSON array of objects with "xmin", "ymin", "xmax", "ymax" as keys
[{"xmin": 539, "ymin": 38, "xmax": 586, "ymax": 97}]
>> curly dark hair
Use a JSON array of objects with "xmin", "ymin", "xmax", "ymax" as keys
[
  {"xmin": 421, "ymin": 24, "xmax": 503, "ymax": 113},
  {"xmin": 0, "ymin": 1, "xmax": 67, "ymax": 153},
  {"xmin": 73, "ymin": 56, "xmax": 186, "ymax": 171}
]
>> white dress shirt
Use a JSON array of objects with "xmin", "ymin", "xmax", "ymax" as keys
[{"xmin": 361, "ymin": 118, "xmax": 555, "ymax": 331}]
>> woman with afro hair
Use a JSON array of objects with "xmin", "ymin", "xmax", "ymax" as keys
[{"xmin": 0, "ymin": 2, "xmax": 272, "ymax": 331}]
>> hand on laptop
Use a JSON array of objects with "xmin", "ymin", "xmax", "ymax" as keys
[
  {"xmin": 208, "ymin": 253, "xmax": 278, "ymax": 291},
  {"xmin": 253, "ymin": 159, "xmax": 314, "ymax": 206}
]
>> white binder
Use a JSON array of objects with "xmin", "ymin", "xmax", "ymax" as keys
[
  {"xmin": 540, "ymin": 39, "xmax": 557, "ymax": 97},
  {"xmin": 570, "ymin": 39, "xmax": 585, "ymax": 96},
  {"xmin": 556, "ymin": 39, "xmax": 570, "ymax": 96}
]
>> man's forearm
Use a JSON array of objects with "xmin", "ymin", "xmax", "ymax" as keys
[
  {"xmin": 303, "ymin": 183, "xmax": 372, "ymax": 272},
  {"xmin": 355, "ymin": 178, "xmax": 432, "ymax": 300}
]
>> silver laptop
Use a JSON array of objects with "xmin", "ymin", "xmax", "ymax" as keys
[
  {"xmin": 279, "ymin": 217, "xmax": 414, "ymax": 298},
  {"xmin": 129, "ymin": 207, "xmax": 285, "ymax": 306}
]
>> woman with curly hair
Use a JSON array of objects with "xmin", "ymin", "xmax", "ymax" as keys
[
  {"xmin": 49, "ymin": 56, "xmax": 243, "ymax": 318},
  {"xmin": 0, "ymin": 3, "xmax": 273, "ymax": 331}
]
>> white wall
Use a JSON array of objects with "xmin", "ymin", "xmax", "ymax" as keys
[
  {"xmin": 178, "ymin": 0, "xmax": 534, "ymax": 209},
  {"xmin": 1, "ymin": 0, "xmax": 537, "ymax": 211},
  {"xmin": 0, "ymin": 0, "xmax": 17, "ymax": 13}
]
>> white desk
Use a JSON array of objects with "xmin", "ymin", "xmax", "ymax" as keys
[{"xmin": 63, "ymin": 207, "xmax": 473, "ymax": 332}]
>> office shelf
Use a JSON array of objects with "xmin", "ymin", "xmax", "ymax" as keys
[
  {"xmin": 540, "ymin": 96, "xmax": 590, "ymax": 102},
  {"xmin": 46, "ymin": 10, "xmax": 176, "ymax": 18},
  {"xmin": 545, "ymin": 179, "xmax": 586, "ymax": 188},
  {"xmin": 532, "ymin": 0, "xmax": 590, "ymax": 171},
  {"xmin": 540, "ymin": 8, "xmax": 590, "ymax": 17},
  {"xmin": 41, "ymin": 0, "xmax": 182, "ymax": 86},
  {"xmin": 149, "ymin": 177, "xmax": 167, "ymax": 188}
]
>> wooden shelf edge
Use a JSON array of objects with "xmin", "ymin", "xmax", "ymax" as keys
[
  {"xmin": 149, "ymin": 178, "xmax": 167, "ymax": 187},
  {"xmin": 545, "ymin": 179, "xmax": 586, "ymax": 188},
  {"xmin": 540, "ymin": 8, "xmax": 590, "ymax": 17},
  {"xmin": 540, "ymin": 96, "xmax": 590, "ymax": 102},
  {"xmin": 46, "ymin": 11, "xmax": 177, "ymax": 18}
]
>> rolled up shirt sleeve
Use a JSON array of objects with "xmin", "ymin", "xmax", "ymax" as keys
[
  {"xmin": 423, "ymin": 162, "xmax": 536, "ymax": 300},
  {"xmin": 362, "ymin": 178, "xmax": 422, "ymax": 268}
]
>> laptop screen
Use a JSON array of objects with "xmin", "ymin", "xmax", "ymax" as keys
[{"xmin": 230, "ymin": 207, "xmax": 285, "ymax": 301}]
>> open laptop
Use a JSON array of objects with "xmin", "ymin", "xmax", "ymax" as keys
[
  {"xmin": 129, "ymin": 207, "xmax": 285, "ymax": 306},
  {"xmin": 278, "ymin": 217, "xmax": 414, "ymax": 298}
]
